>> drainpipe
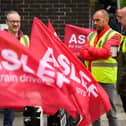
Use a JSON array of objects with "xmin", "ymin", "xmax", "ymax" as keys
[
  {"xmin": 117, "ymin": 0, "xmax": 120, "ymax": 9},
  {"xmin": 89, "ymin": 0, "xmax": 95, "ymax": 29}
]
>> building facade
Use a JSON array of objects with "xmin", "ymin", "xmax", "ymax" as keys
[
  {"xmin": 0, "ymin": 0, "xmax": 117, "ymax": 41},
  {"xmin": 0, "ymin": 0, "xmax": 91, "ymax": 41}
]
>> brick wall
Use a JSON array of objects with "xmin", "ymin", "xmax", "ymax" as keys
[{"xmin": 0, "ymin": 0, "xmax": 90, "ymax": 41}]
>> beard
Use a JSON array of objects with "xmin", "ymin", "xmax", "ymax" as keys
[{"xmin": 95, "ymin": 25, "xmax": 105, "ymax": 33}]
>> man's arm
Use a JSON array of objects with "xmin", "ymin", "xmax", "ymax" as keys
[
  {"xmin": 79, "ymin": 40, "xmax": 96, "ymax": 61},
  {"xmin": 86, "ymin": 33, "xmax": 120, "ymax": 60}
]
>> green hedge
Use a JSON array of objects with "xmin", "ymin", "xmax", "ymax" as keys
[{"xmin": 121, "ymin": 0, "xmax": 126, "ymax": 8}]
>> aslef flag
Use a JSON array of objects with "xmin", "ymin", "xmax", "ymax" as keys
[
  {"xmin": 30, "ymin": 17, "xmax": 111, "ymax": 125},
  {"xmin": 64, "ymin": 24, "xmax": 94, "ymax": 56},
  {"xmin": 0, "ymin": 29, "xmax": 77, "ymax": 114}
]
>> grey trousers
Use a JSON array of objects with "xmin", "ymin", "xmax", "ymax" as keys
[{"xmin": 92, "ymin": 84, "xmax": 118, "ymax": 126}]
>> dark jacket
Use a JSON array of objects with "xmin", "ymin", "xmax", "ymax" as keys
[{"xmin": 117, "ymin": 38, "xmax": 126, "ymax": 96}]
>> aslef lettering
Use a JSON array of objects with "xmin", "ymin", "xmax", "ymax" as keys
[
  {"xmin": 37, "ymin": 47, "xmax": 98, "ymax": 98},
  {"xmin": 0, "ymin": 48, "xmax": 98, "ymax": 98},
  {"xmin": 1, "ymin": 49, "xmax": 34, "ymax": 74},
  {"xmin": 69, "ymin": 34, "xmax": 86, "ymax": 44}
]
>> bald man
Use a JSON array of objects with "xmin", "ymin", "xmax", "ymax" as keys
[
  {"xmin": 117, "ymin": 7, "xmax": 126, "ymax": 113},
  {"xmin": 117, "ymin": 7, "xmax": 126, "ymax": 31},
  {"xmin": 80, "ymin": 9, "xmax": 120, "ymax": 126}
]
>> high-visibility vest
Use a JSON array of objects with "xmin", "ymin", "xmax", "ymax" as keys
[
  {"xmin": 20, "ymin": 35, "xmax": 30, "ymax": 48},
  {"xmin": 120, "ymin": 35, "xmax": 126, "ymax": 53},
  {"xmin": 85, "ymin": 29, "xmax": 120, "ymax": 84}
]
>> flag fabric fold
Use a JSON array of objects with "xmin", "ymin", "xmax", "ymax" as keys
[
  {"xmin": 48, "ymin": 19, "xmax": 60, "ymax": 40},
  {"xmin": 30, "ymin": 17, "xmax": 111, "ymax": 125}
]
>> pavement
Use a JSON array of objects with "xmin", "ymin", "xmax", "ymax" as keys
[
  {"xmin": 90, "ymin": 94, "xmax": 126, "ymax": 126},
  {"xmin": 0, "ymin": 94, "xmax": 125, "ymax": 126}
]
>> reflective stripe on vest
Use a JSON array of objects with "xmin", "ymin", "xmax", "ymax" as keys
[
  {"xmin": 86, "ymin": 29, "xmax": 119, "ymax": 84},
  {"xmin": 92, "ymin": 62, "xmax": 117, "ymax": 67},
  {"xmin": 20, "ymin": 35, "xmax": 29, "ymax": 48},
  {"xmin": 102, "ymin": 29, "xmax": 113, "ymax": 46}
]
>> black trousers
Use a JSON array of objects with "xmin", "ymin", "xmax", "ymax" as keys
[
  {"xmin": 120, "ymin": 95, "xmax": 126, "ymax": 112},
  {"xmin": 23, "ymin": 106, "xmax": 41, "ymax": 126}
]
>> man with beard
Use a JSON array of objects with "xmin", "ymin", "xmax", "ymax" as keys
[
  {"xmin": 80, "ymin": 9, "xmax": 120, "ymax": 126},
  {"xmin": 117, "ymin": 7, "xmax": 126, "ymax": 113}
]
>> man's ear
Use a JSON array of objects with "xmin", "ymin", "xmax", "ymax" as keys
[{"xmin": 106, "ymin": 17, "xmax": 109, "ymax": 24}]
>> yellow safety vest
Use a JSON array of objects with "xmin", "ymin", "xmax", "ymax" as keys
[
  {"xmin": 120, "ymin": 35, "xmax": 126, "ymax": 53},
  {"xmin": 20, "ymin": 35, "xmax": 30, "ymax": 48},
  {"xmin": 85, "ymin": 29, "xmax": 120, "ymax": 84}
]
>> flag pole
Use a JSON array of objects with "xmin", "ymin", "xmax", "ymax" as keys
[{"xmin": 40, "ymin": 107, "xmax": 44, "ymax": 126}]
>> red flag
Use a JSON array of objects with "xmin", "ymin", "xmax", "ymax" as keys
[
  {"xmin": 64, "ymin": 24, "xmax": 94, "ymax": 56},
  {"xmin": 30, "ymin": 17, "xmax": 111, "ymax": 125},
  {"xmin": 0, "ymin": 30, "xmax": 77, "ymax": 115},
  {"xmin": 0, "ymin": 17, "xmax": 111, "ymax": 126}
]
